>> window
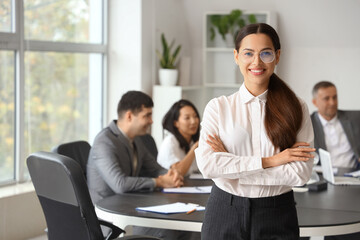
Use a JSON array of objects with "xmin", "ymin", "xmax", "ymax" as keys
[
  {"xmin": 0, "ymin": 51, "xmax": 15, "ymax": 183},
  {"xmin": 0, "ymin": 1, "xmax": 12, "ymax": 32},
  {"xmin": 24, "ymin": 0, "xmax": 102, "ymax": 43},
  {"xmin": 0, "ymin": 1, "xmax": 106, "ymax": 185},
  {"xmin": 24, "ymin": 52, "xmax": 102, "ymax": 167}
]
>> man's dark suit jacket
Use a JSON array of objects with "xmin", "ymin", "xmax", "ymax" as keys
[
  {"xmin": 87, "ymin": 120, "xmax": 167, "ymax": 203},
  {"xmin": 311, "ymin": 110, "xmax": 360, "ymax": 169}
]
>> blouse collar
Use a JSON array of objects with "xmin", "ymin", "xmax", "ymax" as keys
[{"xmin": 240, "ymin": 84, "xmax": 268, "ymax": 104}]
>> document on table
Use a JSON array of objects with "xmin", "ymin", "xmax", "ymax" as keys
[
  {"xmin": 292, "ymin": 186, "xmax": 309, "ymax": 193},
  {"xmin": 313, "ymin": 165, "xmax": 338, "ymax": 174},
  {"xmin": 189, "ymin": 173, "xmax": 208, "ymax": 179},
  {"xmin": 136, "ymin": 202, "xmax": 205, "ymax": 214},
  {"xmin": 344, "ymin": 169, "xmax": 360, "ymax": 178},
  {"xmin": 162, "ymin": 186, "xmax": 212, "ymax": 194}
]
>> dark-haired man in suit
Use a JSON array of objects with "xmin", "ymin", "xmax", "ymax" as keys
[{"xmin": 87, "ymin": 90, "xmax": 183, "ymax": 203}]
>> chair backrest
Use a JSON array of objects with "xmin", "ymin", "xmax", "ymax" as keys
[
  {"xmin": 27, "ymin": 151, "xmax": 104, "ymax": 240},
  {"xmin": 52, "ymin": 140, "xmax": 91, "ymax": 178},
  {"xmin": 139, "ymin": 134, "xmax": 158, "ymax": 158}
]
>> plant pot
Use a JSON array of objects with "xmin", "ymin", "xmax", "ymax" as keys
[
  {"xmin": 225, "ymin": 33, "xmax": 235, "ymax": 48},
  {"xmin": 159, "ymin": 68, "xmax": 178, "ymax": 86}
]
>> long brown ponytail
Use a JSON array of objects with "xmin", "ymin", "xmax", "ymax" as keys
[
  {"xmin": 235, "ymin": 23, "xmax": 303, "ymax": 151},
  {"xmin": 266, "ymin": 74, "xmax": 303, "ymax": 151}
]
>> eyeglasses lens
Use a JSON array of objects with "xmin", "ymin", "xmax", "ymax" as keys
[
  {"xmin": 240, "ymin": 50, "xmax": 275, "ymax": 63},
  {"xmin": 260, "ymin": 51, "xmax": 275, "ymax": 63}
]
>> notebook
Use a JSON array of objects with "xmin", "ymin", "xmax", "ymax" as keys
[{"xmin": 319, "ymin": 148, "xmax": 360, "ymax": 185}]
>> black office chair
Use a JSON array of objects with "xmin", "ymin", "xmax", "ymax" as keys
[
  {"xmin": 27, "ymin": 151, "xmax": 161, "ymax": 240},
  {"xmin": 52, "ymin": 140, "xmax": 91, "ymax": 178},
  {"xmin": 138, "ymin": 134, "xmax": 158, "ymax": 158}
]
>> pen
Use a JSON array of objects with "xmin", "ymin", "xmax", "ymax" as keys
[{"xmin": 186, "ymin": 208, "xmax": 196, "ymax": 214}]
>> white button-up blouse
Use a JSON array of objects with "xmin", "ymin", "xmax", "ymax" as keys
[
  {"xmin": 195, "ymin": 84, "xmax": 314, "ymax": 198},
  {"xmin": 157, "ymin": 132, "xmax": 198, "ymax": 176}
]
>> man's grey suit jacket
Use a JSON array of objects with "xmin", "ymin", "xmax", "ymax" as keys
[
  {"xmin": 311, "ymin": 110, "xmax": 360, "ymax": 169},
  {"xmin": 87, "ymin": 120, "xmax": 167, "ymax": 203}
]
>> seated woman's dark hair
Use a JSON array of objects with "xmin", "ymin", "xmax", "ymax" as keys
[
  {"xmin": 235, "ymin": 23, "xmax": 303, "ymax": 151},
  {"xmin": 162, "ymin": 99, "xmax": 200, "ymax": 153}
]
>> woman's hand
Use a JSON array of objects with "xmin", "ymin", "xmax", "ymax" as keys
[
  {"xmin": 170, "ymin": 141, "xmax": 199, "ymax": 177},
  {"xmin": 206, "ymin": 134, "xmax": 228, "ymax": 152},
  {"xmin": 262, "ymin": 142, "xmax": 315, "ymax": 168},
  {"xmin": 190, "ymin": 141, "xmax": 199, "ymax": 152}
]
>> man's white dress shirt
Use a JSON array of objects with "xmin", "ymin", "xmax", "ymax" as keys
[
  {"xmin": 317, "ymin": 114, "xmax": 355, "ymax": 168},
  {"xmin": 157, "ymin": 132, "xmax": 198, "ymax": 176},
  {"xmin": 195, "ymin": 84, "xmax": 314, "ymax": 198}
]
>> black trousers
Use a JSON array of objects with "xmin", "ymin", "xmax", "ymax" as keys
[{"xmin": 202, "ymin": 185, "xmax": 299, "ymax": 240}]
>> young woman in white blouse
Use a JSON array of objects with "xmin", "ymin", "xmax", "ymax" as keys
[
  {"xmin": 195, "ymin": 23, "xmax": 316, "ymax": 239},
  {"xmin": 157, "ymin": 99, "xmax": 200, "ymax": 176}
]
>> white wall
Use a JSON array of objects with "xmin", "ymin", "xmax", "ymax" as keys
[
  {"xmin": 0, "ymin": 189, "xmax": 46, "ymax": 240},
  {"xmin": 108, "ymin": 0, "xmax": 360, "ymax": 123},
  {"xmin": 107, "ymin": 0, "xmax": 155, "ymax": 123}
]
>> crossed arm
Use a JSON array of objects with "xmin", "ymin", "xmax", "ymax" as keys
[{"xmin": 206, "ymin": 134, "xmax": 315, "ymax": 168}]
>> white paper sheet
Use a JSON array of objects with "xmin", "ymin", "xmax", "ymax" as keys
[
  {"xmin": 189, "ymin": 173, "xmax": 208, "ymax": 179},
  {"xmin": 136, "ymin": 202, "xmax": 205, "ymax": 214},
  {"xmin": 313, "ymin": 165, "xmax": 338, "ymax": 174},
  {"xmin": 162, "ymin": 186, "xmax": 212, "ymax": 194}
]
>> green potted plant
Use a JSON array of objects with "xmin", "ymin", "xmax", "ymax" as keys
[
  {"xmin": 209, "ymin": 9, "xmax": 257, "ymax": 47},
  {"xmin": 156, "ymin": 33, "xmax": 182, "ymax": 86}
]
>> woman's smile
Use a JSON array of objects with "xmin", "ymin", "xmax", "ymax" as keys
[{"xmin": 249, "ymin": 68, "xmax": 266, "ymax": 76}]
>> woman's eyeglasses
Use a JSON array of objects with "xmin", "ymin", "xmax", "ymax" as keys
[{"xmin": 239, "ymin": 49, "xmax": 276, "ymax": 64}]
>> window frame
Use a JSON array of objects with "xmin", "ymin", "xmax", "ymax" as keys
[{"xmin": 0, "ymin": 0, "xmax": 108, "ymax": 185}]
